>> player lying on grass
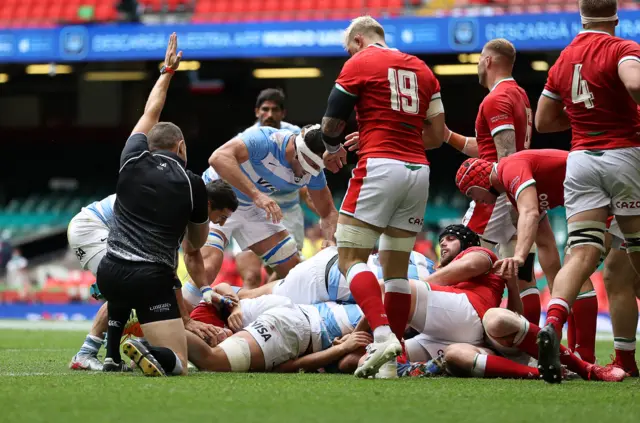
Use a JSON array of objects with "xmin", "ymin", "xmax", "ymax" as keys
[
  {"xmin": 186, "ymin": 294, "xmax": 368, "ymax": 373},
  {"xmin": 442, "ymin": 307, "xmax": 626, "ymax": 382},
  {"xmin": 66, "ymin": 182, "xmax": 236, "ymax": 371},
  {"xmin": 181, "ymin": 246, "xmax": 434, "ymax": 308},
  {"xmin": 455, "ymin": 151, "xmax": 599, "ymax": 363}
]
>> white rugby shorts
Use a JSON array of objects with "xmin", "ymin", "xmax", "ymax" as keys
[
  {"xmin": 67, "ymin": 210, "xmax": 109, "ymax": 275},
  {"xmin": 207, "ymin": 204, "xmax": 290, "ymax": 252},
  {"xmin": 565, "ymin": 148, "xmax": 640, "ymax": 218},
  {"xmin": 340, "ymin": 158, "xmax": 429, "ymax": 232},
  {"xmin": 244, "ymin": 304, "xmax": 311, "ymax": 371},
  {"xmin": 462, "ymin": 194, "xmax": 516, "ymax": 247}
]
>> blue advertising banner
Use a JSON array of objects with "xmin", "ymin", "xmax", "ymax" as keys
[{"xmin": 0, "ymin": 11, "xmax": 638, "ymax": 62}]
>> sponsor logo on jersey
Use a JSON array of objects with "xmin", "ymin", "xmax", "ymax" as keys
[
  {"xmin": 616, "ymin": 201, "xmax": 640, "ymax": 209},
  {"xmin": 75, "ymin": 248, "xmax": 86, "ymax": 261},
  {"xmin": 256, "ymin": 177, "xmax": 276, "ymax": 192},
  {"xmin": 539, "ymin": 193, "xmax": 550, "ymax": 211},
  {"xmin": 490, "ymin": 114, "xmax": 509, "ymax": 123}
]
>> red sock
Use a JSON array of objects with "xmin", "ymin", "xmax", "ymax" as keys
[
  {"xmin": 520, "ymin": 289, "xmax": 541, "ymax": 325},
  {"xmin": 570, "ymin": 293, "xmax": 598, "ymax": 363},
  {"xmin": 383, "ymin": 278, "xmax": 411, "ymax": 341},
  {"xmin": 515, "ymin": 322, "xmax": 590, "ymax": 379},
  {"xmin": 567, "ymin": 313, "xmax": 576, "ymax": 352},
  {"xmin": 614, "ymin": 338, "xmax": 638, "ymax": 374},
  {"xmin": 545, "ymin": 298, "xmax": 570, "ymax": 338},
  {"xmin": 482, "ymin": 355, "xmax": 540, "ymax": 379},
  {"xmin": 347, "ymin": 264, "xmax": 388, "ymax": 330}
]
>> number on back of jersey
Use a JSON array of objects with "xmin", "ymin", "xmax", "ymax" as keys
[
  {"xmin": 571, "ymin": 64, "xmax": 595, "ymax": 109},
  {"xmin": 388, "ymin": 68, "xmax": 419, "ymax": 114}
]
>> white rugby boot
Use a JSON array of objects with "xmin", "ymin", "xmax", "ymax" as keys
[{"xmin": 355, "ymin": 334, "xmax": 402, "ymax": 379}]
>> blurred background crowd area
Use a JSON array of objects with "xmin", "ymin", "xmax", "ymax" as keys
[
  {"xmin": 0, "ymin": 0, "xmax": 637, "ymax": 313},
  {"xmin": 1, "ymin": 0, "xmax": 640, "ymax": 26}
]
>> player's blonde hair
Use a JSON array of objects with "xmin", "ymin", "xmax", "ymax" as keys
[
  {"xmin": 343, "ymin": 16, "xmax": 385, "ymax": 49},
  {"xmin": 483, "ymin": 38, "xmax": 516, "ymax": 66}
]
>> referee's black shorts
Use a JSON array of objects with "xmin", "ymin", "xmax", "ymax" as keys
[{"xmin": 97, "ymin": 253, "xmax": 181, "ymax": 324}]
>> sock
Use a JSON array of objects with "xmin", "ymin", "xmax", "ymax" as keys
[
  {"xmin": 569, "ymin": 291, "xmax": 598, "ymax": 363},
  {"xmin": 472, "ymin": 354, "xmax": 540, "ymax": 379},
  {"xmin": 148, "ymin": 346, "xmax": 181, "ymax": 375},
  {"xmin": 78, "ymin": 334, "xmax": 103, "ymax": 357},
  {"xmin": 614, "ymin": 337, "xmax": 638, "ymax": 371},
  {"xmin": 545, "ymin": 297, "xmax": 570, "ymax": 338},
  {"xmin": 105, "ymin": 304, "xmax": 131, "ymax": 363},
  {"xmin": 514, "ymin": 321, "xmax": 590, "ymax": 379},
  {"xmin": 520, "ymin": 288, "xmax": 541, "ymax": 325},
  {"xmin": 347, "ymin": 263, "xmax": 389, "ymax": 333},
  {"xmin": 383, "ymin": 278, "xmax": 411, "ymax": 342}
]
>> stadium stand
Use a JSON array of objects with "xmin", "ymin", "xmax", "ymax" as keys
[{"xmin": 1, "ymin": 0, "xmax": 638, "ymax": 28}]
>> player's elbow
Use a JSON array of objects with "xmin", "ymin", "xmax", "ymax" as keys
[
  {"xmin": 624, "ymin": 80, "xmax": 640, "ymax": 103},
  {"xmin": 534, "ymin": 114, "xmax": 551, "ymax": 133}
]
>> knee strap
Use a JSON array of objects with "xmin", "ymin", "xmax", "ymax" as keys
[
  {"xmin": 261, "ymin": 236, "xmax": 298, "ymax": 268},
  {"xmin": 335, "ymin": 223, "xmax": 379, "ymax": 249},
  {"xmin": 379, "ymin": 233, "xmax": 416, "ymax": 252},
  {"xmin": 623, "ymin": 231, "xmax": 640, "ymax": 253},
  {"xmin": 566, "ymin": 221, "xmax": 606, "ymax": 253},
  {"xmin": 218, "ymin": 337, "xmax": 251, "ymax": 372}
]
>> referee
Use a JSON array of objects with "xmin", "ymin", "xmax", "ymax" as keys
[{"xmin": 98, "ymin": 33, "xmax": 220, "ymax": 376}]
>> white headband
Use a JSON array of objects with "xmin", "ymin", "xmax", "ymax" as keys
[
  {"xmin": 295, "ymin": 124, "xmax": 325, "ymax": 177},
  {"xmin": 581, "ymin": 14, "xmax": 618, "ymax": 24}
]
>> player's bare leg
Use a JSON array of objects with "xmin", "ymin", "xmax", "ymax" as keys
[
  {"xmin": 235, "ymin": 250, "xmax": 264, "ymax": 289},
  {"xmin": 604, "ymin": 247, "xmax": 640, "ymax": 375},
  {"xmin": 249, "ymin": 230, "xmax": 300, "ymax": 281},
  {"xmin": 69, "ymin": 302, "xmax": 108, "ymax": 371},
  {"xmin": 483, "ymin": 308, "xmax": 625, "ymax": 383},
  {"xmin": 615, "ymin": 214, "xmax": 640, "ymax": 277},
  {"xmin": 376, "ymin": 226, "xmax": 416, "ymax": 378},
  {"xmin": 335, "ymin": 214, "xmax": 401, "ymax": 378},
  {"xmin": 539, "ymin": 207, "xmax": 608, "ymax": 382},
  {"xmin": 444, "ymin": 343, "xmax": 540, "ymax": 380}
]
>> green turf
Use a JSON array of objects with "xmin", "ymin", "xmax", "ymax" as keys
[{"xmin": 1, "ymin": 329, "xmax": 639, "ymax": 423}]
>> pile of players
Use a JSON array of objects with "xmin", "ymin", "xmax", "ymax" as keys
[{"xmin": 66, "ymin": 0, "xmax": 640, "ymax": 382}]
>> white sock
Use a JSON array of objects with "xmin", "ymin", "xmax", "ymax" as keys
[{"xmin": 373, "ymin": 325, "xmax": 392, "ymax": 342}]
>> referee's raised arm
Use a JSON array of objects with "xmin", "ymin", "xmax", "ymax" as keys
[{"xmin": 120, "ymin": 32, "xmax": 183, "ymax": 168}]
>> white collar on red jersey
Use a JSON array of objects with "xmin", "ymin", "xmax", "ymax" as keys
[
  {"xmin": 490, "ymin": 77, "xmax": 515, "ymax": 92},
  {"xmin": 369, "ymin": 43, "xmax": 399, "ymax": 52},
  {"xmin": 579, "ymin": 29, "xmax": 612, "ymax": 36}
]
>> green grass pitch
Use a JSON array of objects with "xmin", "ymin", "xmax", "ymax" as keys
[{"xmin": 1, "ymin": 329, "xmax": 639, "ymax": 423}]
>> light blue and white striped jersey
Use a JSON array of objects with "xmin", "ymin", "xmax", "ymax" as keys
[
  {"xmin": 313, "ymin": 302, "xmax": 363, "ymax": 351},
  {"xmin": 203, "ymin": 126, "xmax": 326, "ymax": 206},
  {"xmin": 368, "ymin": 251, "xmax": 436, "ymax": 280},
  {"xmin": 83, "ymin": 194, "xmax": 116, "ymax": 229}
]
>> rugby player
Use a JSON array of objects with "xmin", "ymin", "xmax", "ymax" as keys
[
  {"xmin": 455, "ymin": 151, "xmax": 599, "ymax": 363},
  {"xmin": 203, "ymin": 124, "xmax": 338, "ymax": 296},
  {"xmin": 222, "ymin": 247, "xmax": 435, "ymax": 307},
  {"xmin": 321, "ymin": 15, "xmax": 444, "ymax": 378},
  {"xmin": 442, "ymin": 39, "xmax": 539, "ymax": 325},
  {"xmin": 231, "ymin": 88, "xmax": 320, "ymax": 289},
  {"xmin": 442, "ymin": 307, "xmax": 626, "ymax": 382},
  {"xmin": 188, "ymin": 296, "xmax": 369, "ymax": 373},
  {"xmin": 534, "ymin": 0, "xmax": 640, "ymax": 382}
]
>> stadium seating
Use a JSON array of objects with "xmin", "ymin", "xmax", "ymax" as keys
[
  {"xmin": 0, "ymin": 192, "xmax": 103, "ymax": 243},
  {"xmin": 2, "ymin": 0, "xmax": 637, "ymax": 28}
]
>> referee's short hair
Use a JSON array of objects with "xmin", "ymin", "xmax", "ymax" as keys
[
  {"xmin": 206, "ymin": 180, "xmax": 239, "ymax": 212},
  {"xmin": 148, "ymin": 122, "xmax": 184, "ymax": 151}
]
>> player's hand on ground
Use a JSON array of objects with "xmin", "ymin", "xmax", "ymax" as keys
[
  {"xmin": 254, "ymin": 193, "xmax": 283, "ymax": 223},
  {"xmin": 340, "ymin": 332, "xmax": 373, "ymax": 353},
  {"xmin": 323, "ymin": 147, "xmax": 347, "ymax": 173},
  {"xmin": 165, "ymin": 32, "xmax": 182, "ymax": 71},
  {"xmin": 493, "ymin": 257, "xmax": 523, "ymax": 280},
  {"xmin": 344, "ymin": 132, "xmax": 360, "ymax": 152},
  {"xmin": 227, "ymin": 307, "xmax": 244, "ymax": 333}
]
